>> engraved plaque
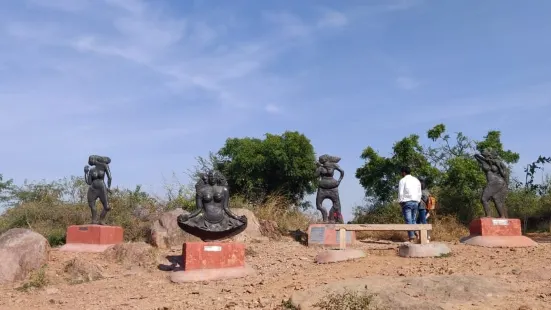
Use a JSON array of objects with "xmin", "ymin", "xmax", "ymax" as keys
[
  {"xmin": 203, "ymin": 245, "xmax": 222, "ymax": 252},
  {"xmin": 309, "ymin": 227, "xmax": 325, "ymax": 244},
  {"xmin": 78, "ymin": 227, "xmax": 89, "ymax": 231},
  {"xmin": 335, "ymin": 230, "xmax": 352, "ymax": 243},
  {"xmin": 492, "ymin": 219, "xmax": 509, "ymax": 226}
]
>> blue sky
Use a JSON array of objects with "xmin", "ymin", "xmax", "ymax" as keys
[{"xmin": 1, "ymin": 0, "xmax": 550, "ymax": 220}]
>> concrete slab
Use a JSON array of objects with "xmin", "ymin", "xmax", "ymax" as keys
[
  {"xmin": 460, "ymin": 235, "xmax": 537, "ymax": 248},
  {"xmin": 398, "ymin": 243, "xmax": 451, "ymax": 258},
  {"xmin": 315, "ymin": 249, "xmax": 365, "ymax": 264}
]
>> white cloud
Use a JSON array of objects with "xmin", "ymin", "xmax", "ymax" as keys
[
  {"xmin": 396, "ymin": 76, "xmax": 421, "ymax": 90},
  {"xmin": 317, "ymin": 10, "xmax": 348, "ymax": 28}
]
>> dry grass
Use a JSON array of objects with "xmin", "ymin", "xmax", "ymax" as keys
[
  {"xmin": 233, "ymin": 195, "xmax": 317, "ymax": 234},
  {"xmin": 356, "ymin": 213, "xmax": 468, "ymax": 243},
  {"xmin": 16, "ymin": 265, "xmax": 49, "ymax": 292},
  {"xmin": 313, "ymin": 290, "xmax": 386, "ymax": 310}
]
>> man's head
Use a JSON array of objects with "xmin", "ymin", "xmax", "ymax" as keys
[{"xmin": 400, "ymin": 166, "xmax": 411, "ymax": 177}]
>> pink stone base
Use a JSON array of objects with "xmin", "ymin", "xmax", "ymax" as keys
[
  {"xmin": 59, "ymin": 243, "xmax": 116, "ymax": 253},
  {"xmin": 460, "ymin": 235, "xmax": 538, "ymax": 248},
  {"xmin": 170, "ymin": 265, "xmax": 255, "ymax": 283},
  {"xmin": 315, "ymin": 249, "xmax": 365, "ymax": 264}
]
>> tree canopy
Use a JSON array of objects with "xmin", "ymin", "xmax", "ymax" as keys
[{"xmin": 213, "ymin": 131, "xmax": 317, "ymax": 204}]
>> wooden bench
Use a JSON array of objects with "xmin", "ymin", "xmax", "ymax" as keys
[{"xmin": 332, "ymin": 224, "xmax": 433, "ymax": 249}]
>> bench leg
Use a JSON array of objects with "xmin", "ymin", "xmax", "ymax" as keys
[
  {"xmin": 419, "ymin": 229, "xmax": 428, "ymax": 244},
  {"xmin": 339, "ymin": 228, "xmax": 346, "ymax": 250}
]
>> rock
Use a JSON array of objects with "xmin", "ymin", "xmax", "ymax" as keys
[
  {"xmin": 258, "ymin": 219, "xmax": 281, "ymax": 240},
  {"xmin": 0, "ymin": 228, "xmax": 50, "ymax": 284},
  {"xmin": 149, "ymin": 209, "xmax": 200, "ymax": 249},
  {"xmin": 229, "ymin": 209, "xmax": 267, "ymax": 242},
  {"xmin": 103, "ymin": 242, "xmax": 158, "ymax": 267},
  {"xmin": 291, "ymin": 275, "xmax": 515, "ymax": 309},
  {"xmin": 63, "ymin": 257, "xmax": 103, "ymax": 284}
]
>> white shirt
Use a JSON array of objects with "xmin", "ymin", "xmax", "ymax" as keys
[{"xmin": 398, "ymin": 174, "xmax": 422, "ymax": 203}]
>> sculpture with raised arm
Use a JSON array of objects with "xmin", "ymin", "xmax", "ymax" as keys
[
  {"xmin": 177, "ymin": 170, "xmax": 247, "ymax": 241},
  {"xmin": 84, "ymin": 155, "xmax": 112, "ymax": 225},
  {"xmin": 474, "ymin": 148, "xmax": 509, "ymax": 218},
  {"xmin": 315, "ymin": 154, "xmax": 344, "ymax": 223}
]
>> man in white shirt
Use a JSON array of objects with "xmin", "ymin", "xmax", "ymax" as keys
[{"xmin": 398, "ymin": 166, "xmax": 422, "ymax": 242}]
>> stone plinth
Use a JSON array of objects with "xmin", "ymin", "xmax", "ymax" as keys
[
  {"xmin": 60, "ymin": 225, "xmax": 124, "ymax": 253},
  {"xmin": 307, "ymin": 224, "xmax": 356, "ymax": 247},
  {"xmin": 170, "ymin": 242, "xmax": 252, "ymax": 283},
  {"xmin": 469, "ymin": 218, "xmax": 522, "ymax": 236},
  {"xmin": 461, "ymin": 218, "xmax": 537, "ymax": 248}
]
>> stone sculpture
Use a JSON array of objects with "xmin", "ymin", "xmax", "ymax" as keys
[
  {"xmin": 315, "ymin": 154, "xmax": 344, "ymax": 223},
  {"xmin": 84, "ymin": 155, "xmax": 112, "ymax": 225},
  {"xmin": 474, "ymin": 149, "xmax": 509, "ymax": 218},
  {"xmin": 177, "ymin": 170, "xmax": 247, "ymax": 241}
]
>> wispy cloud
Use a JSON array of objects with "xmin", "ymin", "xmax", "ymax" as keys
[
  {"xmin": 264, "ymin": 104, "xmax": 281, "ymax": 114},
  {"xmin": 396, "ymin": 76, "xmax": 421, "ymax": 90}
]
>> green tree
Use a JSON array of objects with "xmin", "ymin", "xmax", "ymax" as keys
[
  {"xmin": 355, "ymin": 134, "xmax": 440, "ymax": 204},
  {"xmin": 355, "ymin": 123, "xmax": 522, "ymax": 225},
  {"xmin": 0, "ymin": 174, "xmax": 14, "ymax": 203},
  {"xmin": 215, "ymin": 131, "xmax": 317, "ymax": 204}
]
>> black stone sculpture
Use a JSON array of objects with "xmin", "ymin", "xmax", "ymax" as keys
[
  {"xmin": 474, "ymin": 149, "xmax": 509, "ymax": 218},
  {"xmin": 177, "ymin": 170, "xmax": 247, "ymax": 241},
  {"xmin": 315, "ymin": 154, "xmax": 344, "ymax": 223},
  {"xmin": 84, "ymin": 155, "xmax": 112, "ymax": 225}
]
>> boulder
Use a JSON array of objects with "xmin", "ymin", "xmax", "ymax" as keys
[
  {"xmin": 230, "ymin": 208, "xmax": 267, "ymax": 242},
  {"xmin": 0, "ymin": 228, "xmax": 50, "ymax": 284},
  {"xmin": 149, "ymin": 209, "xmax": 200, "ymax": 249}
]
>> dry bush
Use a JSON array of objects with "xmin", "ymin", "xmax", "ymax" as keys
[
  {"xmin": 430, "ymin": 213, "xmax": 469, "ymax": 241},
  {"xmin": 16, "ymin": 265, "xmax": 49, "ymax": 292},
  {"xmin": 313, "ymin": 290, "xmax": 386, "ymax": 310},
  {"xmin": 235, "ymin": 195, "xmax": 316, "ymax": 234}
]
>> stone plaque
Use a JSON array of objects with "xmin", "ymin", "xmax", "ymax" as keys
[
  {"xmin": 78, "ymin": 227, "xmax": 89, "ymax": 231},
  {"xmin": 335, "ymin": 230, "xmax": 353, "ymax": 243},
  {"xmin": 203, "ymin": 245, "xmax": 222, "ymax": 252},
  {"xmin": 492, "ymin": 219, "xmax": 509, "ymax": 226},
  {"xmin": 309, "ymin": 226, "xmax": 325, "ymax": 243}
]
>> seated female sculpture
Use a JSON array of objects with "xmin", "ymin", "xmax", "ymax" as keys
[{"xmin": 177, "ymin": 170, "xmax": 247, "ymax": 241}]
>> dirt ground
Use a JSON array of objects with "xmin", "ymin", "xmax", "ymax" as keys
[{"xmin": 1, "ymin": 236, "xmax": 551, "ymax": 310}]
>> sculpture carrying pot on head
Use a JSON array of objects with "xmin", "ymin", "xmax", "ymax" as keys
[
  {"xmin": 474, "ymin": 148, "xmax": 509, "ymax": 218},
  {"xmin": 315, "ymin": 154, "xmax": 344, "ymax": 223},
  {"xmin": 84, "ymin": 155, "xmax": 112, "ymax": 225},
  {"xmin": 177, "ymin": 170, "xmax": 247, "ymax": 241}
]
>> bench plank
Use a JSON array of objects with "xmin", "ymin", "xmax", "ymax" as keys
[{"xmin": 331, "ymin": 224, "xmax": 432, "ymax": 231}]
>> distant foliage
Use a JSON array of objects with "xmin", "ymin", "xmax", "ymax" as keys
[{"xmin": 354, "ymin": 123, "xmax": 550, "ymax": 229}]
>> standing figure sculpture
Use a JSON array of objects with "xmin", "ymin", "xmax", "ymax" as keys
[
  {"xmin": 177, "ymin": 170, "xmax": 247, "ymax": 241},
  {"xmin": 84, "ymin": 155, "xmax": 112, "ymax": 225},
  {"xmin": 474, "ymin": 149, "xmax": 509, "ymax": 218},
  {"xmin": 315, "ymin": 154, "xmax": 344, "ymax": 223}
]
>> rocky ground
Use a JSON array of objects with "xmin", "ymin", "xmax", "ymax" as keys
[{"xmin": 1, "ymin": 236, "xmax": 550, "ymax": 310}]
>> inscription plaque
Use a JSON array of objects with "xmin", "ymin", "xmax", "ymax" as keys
[
  {"xmin": 78, "ymin": 227, "xmax": 89, "ymax": 231},
  {"xmin": 335, "ymin": 230, "xmax": 352, "ymax": 243},
  {"xmin": 492, "ymin": 219, "xmax": 509, "ymax": 226},
  {"xmin": 309, "ymin": 227, "xmax": 325, "ymax": 243}
]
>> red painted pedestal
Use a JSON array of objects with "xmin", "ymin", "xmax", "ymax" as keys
[
  {"xmin": 461, "ymin": 217, "xmax": 537, "ymax": 248},
  {"xmin": 307, "ymin": 224, "xmax": 356, "ymax": 247},
  {"xmin": 170, "ymin": 242, "xmax": 253, "ymax": 283},
  {"xmin": 60, "ymin": 225, "xmax": 124, "ymax": 253}
]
